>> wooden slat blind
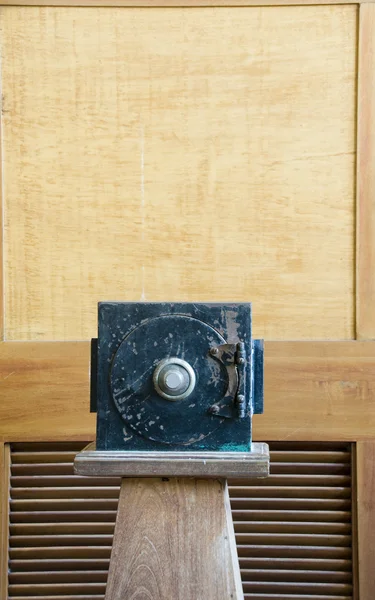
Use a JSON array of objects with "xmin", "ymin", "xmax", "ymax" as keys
[{"xmin": 7, "ymin": 442, "xmax": 353, "ymax": 599}]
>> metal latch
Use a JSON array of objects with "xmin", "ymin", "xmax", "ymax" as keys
[{"xmin": 208, "ymin": 341, "xmax": 247, "ymax": 419}]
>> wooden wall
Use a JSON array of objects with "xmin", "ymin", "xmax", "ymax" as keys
[
  {"xmin": 1, "ymin": 5, "xmax": 356, "ymax": 341},
  {"xmin": 0, "ymin": 2, "xmax": 374, "ymax": 599}
]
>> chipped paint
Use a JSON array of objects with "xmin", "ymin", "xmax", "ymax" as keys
[{"xmin": 96, "ymin": 302, "xmax": 260, "ymax": 452}]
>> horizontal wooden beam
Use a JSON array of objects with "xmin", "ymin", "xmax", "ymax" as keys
[
  {"xmin": 0, "ymin": 341, "xmax": 374, "ymax": 443},
  {"xmin": 0, "ymin": 0, "xmax": 369, "ymax": 5},
  {"xmin": 0, "ymin": 342, "xmax": 93, "ymax": 442},
  {"xmin": 254, "ymin": 341, "xmax": 375, "ymax": 442}
]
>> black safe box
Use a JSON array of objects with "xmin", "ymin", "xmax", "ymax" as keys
[{"xmin": 91, "ymin": 302, "xmax": 264, "ymax": 452}]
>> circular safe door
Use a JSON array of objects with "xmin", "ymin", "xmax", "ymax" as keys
[{"xmin": 110, "ymin": 314, "xmax": 229, "ymax": 445}]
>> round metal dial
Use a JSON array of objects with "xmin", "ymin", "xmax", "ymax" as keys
[
  {"xmin": 153, "ymin": 357, "xmax": 196, "ymax": 401},
  {"xmin": 110, "ymin": 314, "xmax": 228, "ymax": 445}
]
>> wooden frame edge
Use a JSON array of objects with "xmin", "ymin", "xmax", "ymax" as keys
[
  {"xmin": 0, "ymin": 29, "xmax": 3, "ymax": 341},
  {"xmin": 356, "ymin": 441, "xmax": 375, "ymax": 600},
  {"xmin": 0, "ymin": 443, "xmax": 10, "ymax": 600},
  {"xmin": 0, "ymin": 0, "xmax": 369, "ymax": 6},
  {"xmin": 356, "ymin": 3, "xmax": 375, "ymax": 339},
  {"xmin": 351, "ymin": 442, "xmax": 359, "ymax": 600}
]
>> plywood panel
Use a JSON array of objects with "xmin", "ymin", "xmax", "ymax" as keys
[
  {"xmin": 0, "ymin": 341, "xmax": 374, "ymax": 443},
  {"xmin": 1, "ymin": 6, "xmax": 356, "ymax": 341}
]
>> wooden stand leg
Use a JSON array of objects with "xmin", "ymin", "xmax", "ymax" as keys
[
  {"xmin": 105, "ymin": 477, "xmax": 244, "ymax": 600},
  {"xmin": 75, "ymin": 444, "xmax": 269, "ymax": 599}
]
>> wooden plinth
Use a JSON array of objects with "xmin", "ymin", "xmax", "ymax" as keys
[
  {"xmin": 75, "ymin": 445, "xmax": 269, "ymax": 600},
  {"xmin": 74, "ymin": 442, "xmax": 269, "ymax": 478}
]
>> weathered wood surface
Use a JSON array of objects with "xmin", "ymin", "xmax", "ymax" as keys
[
  {"xmin": 1, "ymin": 341, "xmax": 375, "ymax": 442},
  {"xmin": 74, "ymin": 443, "xmax": 270, "ymax": 478},
  {"xmin": 105, "ymin": 477, "xmax": 244, "ymax": 600}
]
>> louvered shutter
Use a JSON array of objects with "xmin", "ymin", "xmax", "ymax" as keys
[{"xmin": 7, "ymin": 441, "xmax": 352, "ymax": 599}]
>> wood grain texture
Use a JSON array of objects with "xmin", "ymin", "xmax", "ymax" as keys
[
  {"xmin": 0, "ymin": 342, "xmax": 94, "ymax": 442},
  {"xmin": 0, "ymin": 6, "xmax": 357, "ymax": 341},
  {"xmin": 357, "ymin": 4, "xmax": 375, "ymax": 340},
  {"xmin": 105, "ymin": 477, "xmax": 243, "ymax": 600},
  {"xmin": 351, "ymin": 443, "xmax": 359, "ymax": 600},
  {"xmin": 0, "ymin": 341, "xmax": 374, "ymax": 442},
  {"xmin": 0, "ymin": 444, "xmax": 10, "ymax": 600},
  {"xmin": 255, "ymin": 341, "xmax": 375, "ymax": 442},
  {"xmin": 74, "ymin": 442, "xmax": 270, "ymax": 478},
  {"xmin": 223, "ymin": 480, "xmax": 244, "ymax": 600},
  {"xmin": 356, "ymin": 441, "xmax": 375, "ymax": 600},
  {"xmin": 0, "ymin": 119, "xmax": 3, "ymax": 343},
  {"xmin": 0, "ymin": 0, "xmax": 368, "ymax": 5}
]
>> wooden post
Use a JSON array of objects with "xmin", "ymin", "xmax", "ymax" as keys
[
  {"xmin": 105, "ymin": 478, "xmax": 243, "ymax": 600},
  {"xmin": 75, "ymin": 443, "xmax": 269, "ymax": 600}
]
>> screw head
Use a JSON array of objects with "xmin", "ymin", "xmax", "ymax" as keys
[
  {"xmin": 210, "ymin": 347, "xmax": 219, "ymax": 356},
  {"xmin": 209, "ymin": 404, "xmax": 220, "ymax": 415},
  {"xmin": 237, "ymin": 357, "xmax": 245, "ymax": 365},
  {"xmin": 237, "ymin": 394, "xmax": 245, "ymax": 405}
]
